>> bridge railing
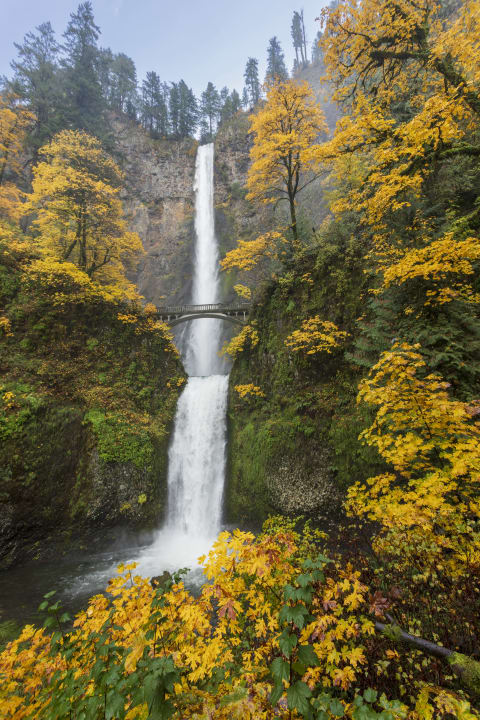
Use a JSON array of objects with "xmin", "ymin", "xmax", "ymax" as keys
[{"xmin": 156, "ymin": 302, "xmax": 251, "ymax": 315}]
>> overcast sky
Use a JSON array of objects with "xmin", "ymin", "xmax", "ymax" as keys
[{"xmin": 2, "ymin": 0, "xmax": 326, "ymax": 97}]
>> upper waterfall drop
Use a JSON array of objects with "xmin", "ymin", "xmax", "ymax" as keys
[{"xmin": 184, "ymin": 143, "xmax": 224, "ymax": 377}]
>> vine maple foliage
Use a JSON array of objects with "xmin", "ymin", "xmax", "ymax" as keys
[
  {"xmin": 347, "ymin": 342, "xmax": 480, "ymax": 578},
  {"xmin": 318, "ymin": 0, "xmax": 480, "ymax": 224},
  {"xmin": 285, "ymin": 317, "xmax": 348, "ymax": 355},
  {"xmin": 247, "ymin": 79, "xmax": 327, "ymax": 246},
  {"xmin": 316, "ymin": 0, "xmax": 480, "ymax": 312},
  {"xmin": 2, "ymin": 519, "xmax": 479, "ymax": 719},
  {"xmin": 221, "ymin": 322, "xmax": 259, "ymax": 358}
]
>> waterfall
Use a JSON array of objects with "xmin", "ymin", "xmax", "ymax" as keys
[
  {"xmin": 164, "ymin": 143, "xmax": 228, "ymax": 540},
  {"xmin": 129, "ymin": 143, "xmax": 229, "ymax": 575},
  {"xmin": 64, "ymin": 143, "xmax": 230, "ymax": 598}
]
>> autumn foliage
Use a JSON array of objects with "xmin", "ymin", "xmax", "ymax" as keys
[{"xmin": 27, "ymin": 129, "xmax": 143, "ymax": 294}]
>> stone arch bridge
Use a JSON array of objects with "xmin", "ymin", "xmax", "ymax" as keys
[{"xmin": 156, "ymin": 302, "xmax": 250, "ymax": 327}]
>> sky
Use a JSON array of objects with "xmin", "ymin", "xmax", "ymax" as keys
[{"xmin": 2, "ymin": 0, "xmax": 326, "ymax": 98}]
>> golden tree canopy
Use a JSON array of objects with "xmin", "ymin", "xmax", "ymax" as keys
[
  {"xmin": 247, "ymin": 79, "xmax": 327, "ymax": 242},
  {"xmin": 28, "ymin": 129, "xmax": 143, "ymax": 291},
  {"xmin": 317, "ymin": 0, "xmax": 480, "ymax": 226}
]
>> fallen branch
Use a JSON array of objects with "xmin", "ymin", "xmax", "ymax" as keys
[{"xmin": 375, "ymin": 619, "xmax": 480, "ymax": 696}]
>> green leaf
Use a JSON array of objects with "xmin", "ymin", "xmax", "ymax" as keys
[
  {"xmin": 44, "ymin": 590, "xmax": 56, "ymax": 599},
  {"xmin": 364, "ymin": 689, "xmax": 378, "ymax": 704},
  {"xmin": 292, "ymin": 661, "xmax": 307, "ymax": 676},
  {"xmin": 270, "ymin": 681, "xmax": 284, "ymax": 706},
  {"xmin": 296, "ymin": 573, "xmax": 314, "ymax": 588},
  {"xmin": 297, "ymin": 644, "xmax": 319, "ymax": 667},
  {"xmin": 279, "ymin": 603, "xmax": 308, "ymax": 628},
  {"xmin": 38, "ymin": 601, "xmax": 48, "ymax": 611},
  {"xmin": 287, "ymin": 680, "xmax": 311, "ymax": 715},
  {"xmin": 279, "ymin": 631, "xmax": 297, "ymax": 659},
  {"xmin": 270, "ymin": 657, "xmax": 290, "ymax": 683},
  {"xmin": 329, "ymin": 698, "xmax": 345, "ymax": 717},
  {"xmin": 353, "ymin": 706, "xmax": 379, "ymax": 720}
]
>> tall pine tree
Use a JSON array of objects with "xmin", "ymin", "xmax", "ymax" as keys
[
  {"xmin": 141, "ymin": 72, "xmax": 168, "ymax": 137},
  {"xmin": 200, "ymin": 82, "xmax": 221, "ymax": 140},
  {"xmin": 243, "ymin": 58, "xmax": 260, "ymax": 109},
  {"xmin": 10, "ymin": 22, "xmax": 62, "ymax": 154},
  {"xmin": 177, "ymin": 80, "xmax": 198, "ymax": 138},
  {"xmin": 110, "ymin": 53, "xmax": 137, "ymax": 114},
  {"xmin": 291, "ymin": 11, "xmax": 307, "ymax": 69},
  {"xmin": 61, "ymin": 2, "xmax": 108, "ymax": 140},
  {"xmin": 220, "ymin": 89, "xmax": 242, "ymax": 124},
  {"xmin": 265, "ymin": 37, "xmax": 288, "ymax": 84}
]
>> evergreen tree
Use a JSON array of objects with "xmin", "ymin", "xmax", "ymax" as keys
[
  {"xmin": 265, "ymin": 37, "xmax": 288, "ymax": 84},
  {"xmin": 300, "ymin": 10, "xmax": 308, "ymax": 67},
  {"xmin": 97, "ymin": 47, "xmax": 113, "ymax": 102},
  {"xmin": 200, "ymin": 82, "xmax": 221, "ymax": 139},
  {"xmin": 230, "ymin": 89, "xmax": 242, "ymax": 114},
  {"xmin": 177, "ymin": 80, "xmax": 198, "ymax": 138},
  {"xmin": 10, "ymin": 22, "xmax": 62, "ymax": 154},
  {"xmin": 168, "ymin": 82, "xmax": 180, "ymax": 137},
  {"xmin": 291, "ymin": 11, "xmax": 307, "ymax": 68},
  {"xmin": 220, "ymin": 89, "xmax": 242, "ymax": 124},
  {"xmin": 243, "ymin": 58, "xmax": 260, "ymax": 109},
  {"xmin": 311, "ymin": 31, "xmax": 323, "ymax": 65},
  {"xmin": 110, "ymin": 53, "xmax": 137, "ymax": 114},
  {"xmin": 61, "ymin": 2, "xmax": 107, "ymax": 139},
  {"xmin": 141, "ymin": 72, "xmax": 168, "ymax": 137}
]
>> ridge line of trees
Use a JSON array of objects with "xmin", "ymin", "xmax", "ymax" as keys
[{"xmin": 3, "ymin": 2, "xmax": 328, "ymax": 152}]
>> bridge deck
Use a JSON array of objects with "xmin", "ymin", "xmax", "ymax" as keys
[
  {"xmin": 157, "ymin": 303, "xmax": 250, "ymax": 315},
  {"xmin": 156, "ymin": 302, "xmax": 251, "ymax": 327}
]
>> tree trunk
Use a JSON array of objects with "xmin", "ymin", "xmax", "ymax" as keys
[
  {"xmin": 288, "ymin": 187, "xmax": 299, "ymax": 251},
  {"xmin": 301, "ymin": 11, "xmax": 307, "ymax": 67}
]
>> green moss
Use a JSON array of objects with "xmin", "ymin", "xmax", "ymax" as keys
[
  {"xmin": 84, "ymin": 408, "xmax": 155, "ymax": 469},
  {"xmin": 448, "ymin": 652, "xmax": 480, "ymax": 695},
  {"xmin": 0, "ymin": 241, "xmax": 186, "ymax": 565}
]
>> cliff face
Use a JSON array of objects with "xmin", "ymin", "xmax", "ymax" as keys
[{"xmin": 113, "ymin": 117, "xmax": 198, "ymax": 306}]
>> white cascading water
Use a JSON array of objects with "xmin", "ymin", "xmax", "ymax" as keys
[
  {"xmin": 74, "ymin": 143, "xmax": 228, "ymax": 595},
  {"xmin": 164, "ymin": 142, "xmax": 228, "ymax": 541},
  {"xmin": 127, "ymin": 143, "xmax": 228, "ymax": 574}
]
